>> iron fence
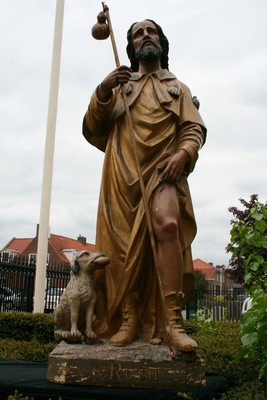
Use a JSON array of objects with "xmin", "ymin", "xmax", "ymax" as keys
[
  {"xmin": 0, "ymin": 255, "xmax": 247, "ymax": 320},
  {"xmin": 186, "ymin": 287, "xmax": 248, "ymax": 322},
  {"xmin": 0, "ymin": 255, "xmax": 70, "ymax": 313}
]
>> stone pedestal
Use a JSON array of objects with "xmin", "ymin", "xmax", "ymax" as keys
[{"xmin": 47, "ymin": 340, "xmax": 205, "ymax": 389}]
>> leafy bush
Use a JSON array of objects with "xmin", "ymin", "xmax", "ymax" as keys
[
  {"xmin": 8, "ymin": 390, "xmax": 35, "ymax": 400},
  {"xmin": 184, "ymin": 320, "xmax": 201, "ymax": 335},
  {"xmin": 190, "ymin": 308, "xmax": 213, "ymax": 332},
  {"xmin": 191, "ymin": 321, "xmax": 266, "ymax": 398},
  {"xmin": 7, "ymin": 390, "xmax": 62, "ymax": 400},
  {"xmin": 227, "ymin": 195, "xmax": 267, "ymax": 382}
]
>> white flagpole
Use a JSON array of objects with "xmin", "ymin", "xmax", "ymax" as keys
[{"xmin": 34, "ymin": 0, "xmax": 65, "ymax": 313}]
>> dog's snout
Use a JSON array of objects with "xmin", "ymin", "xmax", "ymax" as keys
[{"xmin": 95, "ymin": 251, "xmax": 105, "ymax": 257}]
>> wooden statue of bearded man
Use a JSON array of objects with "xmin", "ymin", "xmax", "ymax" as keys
[{"xmin": 83, "ymin": 19, "xmax": 207, "ymax": 352}]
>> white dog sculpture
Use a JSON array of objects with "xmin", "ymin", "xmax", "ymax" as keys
[{"xmin": 54, "ymin": 250, "xmax": 110, "ymax": 344}]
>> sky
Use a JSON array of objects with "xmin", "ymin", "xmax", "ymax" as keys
[{"xmin": 0, "ymin": 0, "xmax": 266, "ymax": 266}]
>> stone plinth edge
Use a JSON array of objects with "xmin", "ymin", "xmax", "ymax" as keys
[{"xmin": 47, "ymin": 340, "xmax": 205, "ymax": 389}]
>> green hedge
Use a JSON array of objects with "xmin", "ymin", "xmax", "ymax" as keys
[
  {"xmin": 0, "ymin": 312, "xmax": 55, "ymax": 364},
  {"xmin": 0, "ymin": 338, "xmax": 55, "ymax": 363},
  {"xmin": 0, "ymin": 312, "xmax": 54, "ymax": 343}
]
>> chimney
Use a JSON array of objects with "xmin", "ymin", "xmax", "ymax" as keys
[{"xmin": 77, "ymin": 235, "xmax": 86, "ymax": 246}]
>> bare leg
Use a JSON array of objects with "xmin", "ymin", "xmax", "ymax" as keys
[
  {"xmin": 151, "ymin": 182, "xmax": 197, "ymax": 351},
  {"xmin": 151, "ymin": 183, "xmax": 183, "ymax": 295}
]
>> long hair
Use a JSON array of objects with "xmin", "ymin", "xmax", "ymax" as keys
[{"xmin": 126, "ymin": 19, "xmax": 169, "ymax": 72}]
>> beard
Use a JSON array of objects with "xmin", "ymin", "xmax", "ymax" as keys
[{"xmin": 135, "ymin": 44, "xmax": 163, "ymax": 63}]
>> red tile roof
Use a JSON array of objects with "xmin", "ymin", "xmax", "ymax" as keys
[
  {"xmin": 2, "ymin": 237, "xmax": 33, "ymax": 254},
  {"xmin": 49, "ymin": 234, "xmax": 95, "ymax": 252},
  {"xmin": 193, "ymin": 258, "xmax": 214, "ymax": 280},
  {"xmin": 1, "ymin": 233, "xmax": 95, "ymax": 264},
  {"xmin": 48, "ymin": 234, "xmax": 95, "ymax": 263}
]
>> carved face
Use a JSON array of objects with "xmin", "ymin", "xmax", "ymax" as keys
[{"xmin": 131, "ymin": 20, "xmax": 161, "ymax": 53}]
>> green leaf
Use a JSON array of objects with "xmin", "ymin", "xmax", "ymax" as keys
[
  {"xmin": 236, "ymin": 346, "xmax": 250, "ymax": 360},
  {"xmin": 244, "ymin": 272, "xmax": 253, "ymax": 284},
  {"xmin": 257, "ymin": 321, "xmax": 267, "ymax": 338},
  {"xmin": 255, "ymin": 219, "xmax": 267, "ymax": 233},
  {"xmin": 241, "ymin": 332, "xmax": 258, "ymax": 347},
  {"xmin": 257, "ymin": 306, "xmax": 267, "ymax": 321},
  {"xmin": 177, "ymin": 393, "xmax": 192, "ymax": 399},
  {"xmin": 262, "ymin": 207, "xmax": 267, "ymax": 218},
  {"xmin": 255, "ymin": 255, "xmax": 265, "ymax": 264},
  {"xmin": 259, "ymin": 361, "xmax": 267, "ymax": 382},
  {"xmin": 262, "ymin": 342, "xmax": 267, "ymax": 358},
  {"xmin": 249, "ymin": 262, "xmax": 260, "ymax": 272},
  {"xmin": 251, "ymin": 211, "xmax": 264, "ymax": 221}
]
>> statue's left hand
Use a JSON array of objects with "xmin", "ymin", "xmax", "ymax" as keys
[{"xmin": 157, "ymin": 150, "xmax": 189, "ymax": 183}]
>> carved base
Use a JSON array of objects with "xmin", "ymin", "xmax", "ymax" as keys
[{"xmin": 47, "ymin": 340, "xmax": 205, "ymax": 389}]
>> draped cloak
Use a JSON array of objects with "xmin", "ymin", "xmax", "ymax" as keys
[{"xmin": 83, "ymin": 69, "xmax": 207, "ymax": 339}]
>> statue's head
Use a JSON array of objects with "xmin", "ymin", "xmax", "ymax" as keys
[{"xmin": 126, "ymin": 19, "xmax": 169, "ymax": 72}]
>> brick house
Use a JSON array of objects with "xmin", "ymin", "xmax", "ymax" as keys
[
  {"xmin": 1, "ymin": 225, "xmax": 95, "ymax": 265},
  {"xmin": 193, "ymin": 258, "xmax": 236, "ymax": 290}
]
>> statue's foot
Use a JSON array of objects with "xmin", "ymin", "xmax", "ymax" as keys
[
  {"xmin": 110, "ymin": 293, "xmax": 138, "ymax": 346},
  {"xmin": 109, "ymin": 327, "xmax": 137, "ymax": 347},
  {"xmin": 165, "ymin": 292, "xmax": 198, "ymax": 352},
  {"xmin": 169, "ymin": 329, "xmax": 198, "ymax": 352}
]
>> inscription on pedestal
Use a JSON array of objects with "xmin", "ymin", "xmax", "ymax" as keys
[
  {"xmin": 110, "ymin": 362, "xmax": 160, "ymax": 382},
  {"xmin": 83, "ymin": 362, "xmax": 161, "ymax": 384}
]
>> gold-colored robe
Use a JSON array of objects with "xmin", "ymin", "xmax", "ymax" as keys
[{"xmin": 83, "ymin": 69, "xmax": 206, "ymax": 339}]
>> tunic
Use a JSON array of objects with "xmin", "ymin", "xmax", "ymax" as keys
[{"xmin": 83, "ymin": 69, "xmax": 206, "ymax": 338}]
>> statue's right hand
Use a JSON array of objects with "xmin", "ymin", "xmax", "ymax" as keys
[{"xmin": 97, "ymin": 65, "xmax": 132, "ymax": 102}]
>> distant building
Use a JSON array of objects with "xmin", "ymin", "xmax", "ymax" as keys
[
  {"xmin": 193, "ymin": 258, "xmax": 239, "ymax": 290},
  {"xmin": 0, "ymin": 225, "xmax": 95, "ymax": 265}
]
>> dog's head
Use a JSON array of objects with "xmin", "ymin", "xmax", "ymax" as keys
[{"xmin": 71, "ymin": 250, "xmax": 110, "ymax": 275}]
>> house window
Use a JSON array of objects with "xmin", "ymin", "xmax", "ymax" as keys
[
  {"xmin": 1, "ymin": 251, "xmax": 10, "ymax": 262},
  {"xmin": 28, "ymin": 254, "xmax": 36, "ymax": 264},
  {"xmin": 28, "ymin": 254, "xmax": 50, "ymax": 264},
  {"xmin": 1, "ymin": 250, "xmax": 18, "ymax": 262},
  {"xmin": 215, "ymin": 270, "xmax": 224, "ymax": 283}
]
